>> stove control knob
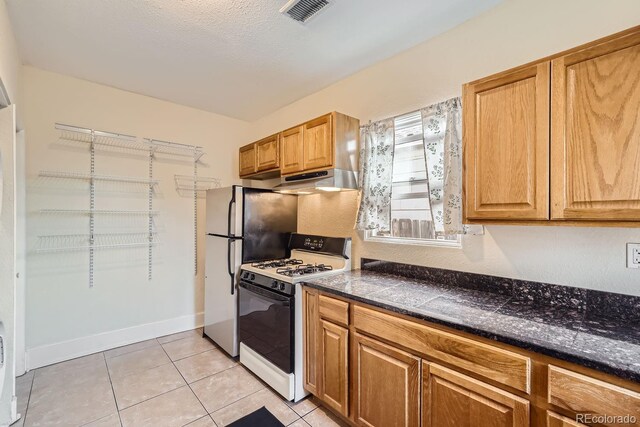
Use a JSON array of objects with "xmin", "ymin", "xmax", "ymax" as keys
[
  {"xmin": 279, "ymin": 283, "xmax": 286, "ymax": 291},
  {"xmin": 271, "ymin": 281, "xmax": 278, "ymax": 289},
  {"xmin": 250, "ymin": 274, "xmax": 255, "ymax": 281},
  {"xmin": 243, "ymin": 272, "xmax": 249, "ymax": 279}
]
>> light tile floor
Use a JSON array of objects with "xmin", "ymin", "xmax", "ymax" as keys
[{"xmin": 13, "ymin": 328, "xmax": 348, "ymax": 427}]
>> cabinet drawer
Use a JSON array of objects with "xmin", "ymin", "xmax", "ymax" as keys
[
  {"xmin": 547, "ymin": 411, "xmax": 586, "ymax": 427},
  {"xmin": 424, "ymin": 363, "xmax": 530, "ymax": 427},
  {"xmin": 353, "ymin": 305, "xmax": 531, "ymax": 393},
  {"xmin": 548, "ymin": 365, "xmax": 640, "ymax": 426},
  {"xmin": 318, "ymin": 294, "xmax": 349, "ymax": 327}
]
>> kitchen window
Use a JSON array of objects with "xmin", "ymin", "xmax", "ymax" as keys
[{"xmin": 365, "ymin": 110, "xmax": 460, "ymax": 247}]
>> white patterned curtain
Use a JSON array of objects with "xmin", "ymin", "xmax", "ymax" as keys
[
  {"xmin": 421, "ymin": 97, "xmax": 483, "ymax": 235},
  {"xmin": 355, "ymin": 119, "xmax": 395, "ymax": 231}
]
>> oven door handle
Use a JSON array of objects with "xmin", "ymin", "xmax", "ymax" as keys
[{"xmin": 239, "ymin": 281, "xmax": 291, "ymax": 305}]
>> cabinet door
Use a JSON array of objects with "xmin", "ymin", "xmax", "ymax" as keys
[
  {"xmin": 281, "ymin": 126, "xmax": 304, "ymax": 175},
  {"xmin": 463, "ymin": 62, "xmax": 550, "ymax": 220},
  {"xmin": 422, "ymin": 363, "xmax": 529, "ymax": 427},
  {"xmin": 353, "ymin": 333, "xmax": 420, "ymax": 427},
  {"xmin": 547, "ymin": 412, "xmax": 586, "ymax": 427},
  {"xmin": 239, "ymin": 144, "xmax": 256, "ymax": 177},
  {"xmin": 255, "ymin": 134, "xmax": 280, "ymax": 172},
  {"xmin": 551, "ymin": 31, "xmax": 640, "ymax": 220},
  {"xmin": 319, "ymin": 319, "xmax": 349, "ymax": 417},
  {"xmin": 303, "ymin": 289, "xmax": 319, "ymax": 395},
  {"xmin": 547, "ymin": 365, "xmax": 640, "ymax": 426},
  {"xmin": 303, "ymin": 114, "xmax": 333, "ymax": 171}
]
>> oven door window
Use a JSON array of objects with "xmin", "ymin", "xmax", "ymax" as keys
[{"xmin": 238, "ymin": 281, "xmax": 294, "ymax": 374}]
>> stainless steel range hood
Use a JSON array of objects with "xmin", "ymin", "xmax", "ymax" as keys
[
  {"xmin": 271, "ymin": 112, "xmax": 360, "ymax": 195},
  {"xmin": 274, "ymin": 169, "xmax": 358, "ymax": 194}
]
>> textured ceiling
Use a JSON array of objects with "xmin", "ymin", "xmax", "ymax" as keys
[{"xmin": 6, "ymin": 0, "xmax": 502, "ymax": 121}]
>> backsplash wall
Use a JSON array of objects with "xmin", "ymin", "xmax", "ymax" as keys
[
  {"xmin": 298, "ymin": 191, "xmax": 640, "ymax": 297},
  {"xmin": 265, "ymin": 0, "xmax": 640, "ymax": 297}
]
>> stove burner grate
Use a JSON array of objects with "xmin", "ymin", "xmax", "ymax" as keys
[
  {"xmin": 276, "ymin": 264, "xmax": 334, "ymax": 277},
  {"xmin": 251, "ymin": 258, "xmax": 304, "ymax": 270}
]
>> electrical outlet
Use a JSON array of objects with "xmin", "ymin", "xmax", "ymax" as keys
[{"xmin": 627, "ymin": 243, "xmax": 640, "ymax": 269}]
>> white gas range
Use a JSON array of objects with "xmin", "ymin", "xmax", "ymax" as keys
[{"xmin": 237, "ymin": 234, "xmax": 351, "ymax": 402}]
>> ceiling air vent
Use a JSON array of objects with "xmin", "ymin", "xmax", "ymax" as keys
[{"xmin": 280, "ymin": 0, "xmax": 330, "ymax": 23}]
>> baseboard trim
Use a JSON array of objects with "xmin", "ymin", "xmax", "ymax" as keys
[{"xmin": 25, "ymin": 311, "xmax": 204, "ymax": 370}]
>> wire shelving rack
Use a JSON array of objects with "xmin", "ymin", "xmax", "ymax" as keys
[{"xmin": 38, "ymin": 123, "xmax": 210, "ymax": 287}]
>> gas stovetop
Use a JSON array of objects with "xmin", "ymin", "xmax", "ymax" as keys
[
  {"xmin": 242, "ymin": 237, "xmax": 352, "ymax": 284},
  {"xmin": 242, "ymin": 255, "xmax": 346, "ymax": 283}
]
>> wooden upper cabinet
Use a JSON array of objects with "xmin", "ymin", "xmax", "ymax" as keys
[
  {"xmin": 422, "ymin": 363, "xmax": 529, "ymax": 427},
  {"xmin": 239, "ymin": 112, "xmax": 358, "ymax": 179},
  {"xmin": 551, "ymin": 30, "xmax": 640, "ymax": 221},
  {"xmin": 353, "ymin": 333, "xmax": 421, "ymax": 427},
  {"xmin": 303, "ymin": 113, "xmax": 334, "ymax": 171},
  {"xmin": 463, "ymin": 62, "xmax": 550, "ymax": 221},
  {"xmin": 319, "ymin": 320, "xmax": 349, "ymax": 417},
  {"xmin": 255, "ymin": 134, "xmax": 280, "ymax": 172},
  {"xmin": 463, "ymin": 26, "xmax": 640, "ymax": 226},
  {"xmin": 239, "ymin": 143, "xmax": 256, "ymax": 177},
  {"xmin": 281, "ymin": 126, "xmax": 304, "ymax": 175}
]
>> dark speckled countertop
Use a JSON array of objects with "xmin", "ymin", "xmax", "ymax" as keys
[{"xmin": 302, "ymin": 266, "xmax": 640, "ymax": 383}]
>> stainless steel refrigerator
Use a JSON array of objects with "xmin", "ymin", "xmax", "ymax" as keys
[{"xmin": 204, "ymin": 186, "xmax": 297, "ymax": 357}]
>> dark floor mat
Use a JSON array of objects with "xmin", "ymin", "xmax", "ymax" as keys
[{"xmin": 227, "ymin": 406, "xmax": 285, "ymax": 427}]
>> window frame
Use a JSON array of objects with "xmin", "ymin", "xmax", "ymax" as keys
[
  {"xmin": 365, "ymin": 110, "xmax": 462, "ymax": 248},
  {"xmin": 364, "ymin": 230, "xmax": 461, "ymax": 248}
]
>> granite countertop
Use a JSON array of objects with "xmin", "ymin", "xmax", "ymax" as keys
[{"xmin": 302, "ymin": 269, "xmax": 640, "ymax": 383}]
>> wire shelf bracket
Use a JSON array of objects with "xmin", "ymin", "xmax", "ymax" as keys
[
  {"xmin": 39, "ymin": 170, "xmax": 159, "ymax": 185},
  {"xmin": 174, "ymin": 175, "xmax": 221, "ymax": 192}
]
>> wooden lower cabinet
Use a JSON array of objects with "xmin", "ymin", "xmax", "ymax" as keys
[
  {"xmin": 546, "ymin": 412, "xmax": 585, "ymax": 427},
  {"xmin": 303, "ymin": 288, "xmax": 640, "ymax": 427},
  {"xmin": 353, "ymin": 333, "xmax": 420, "ymax": 427},
  {"xmin": 319, "ymin": 320, "xmax": 349, "ymax": 417},
  {"xmin": 547, "ymin": 365, "xmax": 640, "ymax": 426},
  {"xmin": 422, "ymin": 363, "xmax": 530, "ymax": 427}
]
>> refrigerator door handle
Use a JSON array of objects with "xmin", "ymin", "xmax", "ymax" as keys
[
  {"xmin": 227, "ymin": 188, "xmax": 236, "ymax": 237},
  {"xmin": 227, "ymin": 238, "xmax": 235, "ymax": 295}
]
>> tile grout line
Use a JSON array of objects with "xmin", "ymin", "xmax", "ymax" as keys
[
  {"xmin": 25, "ymin": 329, "xmax": 227, "ymax": 427},
  {"xmin": 171, "ymin": 347, "xmax": 222, "ymax": 363},
  {"xmin": 204, "ymin": 386, "xmax": 266, "ymax": 416},
  {"xmin": 22, "ymin": 331, "xmax": 204, "ymax": 426},
  {"xmin": 19, "ymin": 371, "xmax": 36, "ymax": 426},
  {"xmin": 117, "ymin": 384, "xmax": 191, "ymax": 413},
  {"xmin": 182, "ymin": 361, "xmax": 240, "ymax": 385},
  {"xmin": 106, "ymin": 328, "xmax": 203, "ymax": 361},
  {"xmin": 109, "ymin": 343, "xmax": 229, "ymax": 413},
  {"xmin": 157, "ymin": 338, "xmax": 211, "ymax": 427},
  {"xmin": 210, "ymin": 365, "xmax": 304, "ymax": 424},
  {"xmin": 102, "ymin": 351, "xmax": 125, "ymax": 427},
  {"xmin": 184, "ymin": 414, "xmax": 218, "ymax": 427}
]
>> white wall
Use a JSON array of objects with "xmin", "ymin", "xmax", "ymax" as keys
[
  {"xmin": 23, "ymin": 66, "xmax": 251, "ymax": 368},
  {"xmin": 0, "ymin": 3, "xmax": 21, "ymax": 423},
  {"xmin": 0, "ymin": 0, "xmax": 19, "ymax": 106},
  {"xmin": 252, "ymin": 0, "xmax": 640, "ymax": 296}
]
